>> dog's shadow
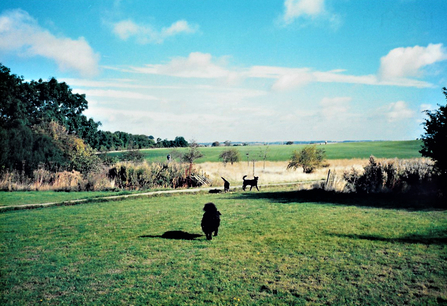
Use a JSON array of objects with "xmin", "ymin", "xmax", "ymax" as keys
[{"xmin": 139, "ymin": 230, "xmax": 204, "ymax": 240}]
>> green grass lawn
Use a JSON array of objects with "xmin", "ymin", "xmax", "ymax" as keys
[
  {"xmin": 0, "ymin": 190, "xmax": 138, "ymax": 207},
  {"xmin": 108, "ymin": 140, "xmax": 423, "ymax": 163},
  {"xmin": 1, "ymin": 188, "xmax": 446, "ymax": 305}
]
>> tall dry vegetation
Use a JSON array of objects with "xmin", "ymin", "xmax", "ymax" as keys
[
  {"xmin": 342, "ymin": 156, "xmax": 436, "ymax": 194},
  {"xmin": 0, "ymin": 155, "xmax": 438, "ymax": 196},
  {"xmin": 108, "ymin": 161, "xmax": 188, "ymax": 190},
  {"xmin": 0, "ymin": 161, "xmax": 192, "ymax": 191}
]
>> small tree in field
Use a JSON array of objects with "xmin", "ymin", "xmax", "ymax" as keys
[
  {"xmin": 182, "ymin": 141, "xmax": 203, "ymax": 165},
  {"xmin": 182, "ymin": 141, "xmax": 203, "ymax": 180},
  {"xmin": 219, "ymin": 148, "xmax": 240, "ymax": 166},
  {"xmin": 287, "ymin": 145, "xmax": 326, "ymax": 173}
]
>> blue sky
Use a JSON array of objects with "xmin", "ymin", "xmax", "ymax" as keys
[{"xmin": 1, "ymin": 0, "xmax": 446, "ymax": 142}]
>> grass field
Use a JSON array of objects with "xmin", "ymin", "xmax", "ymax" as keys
[
  {"xmin": 0, "ymin": 190, "xmax": 138, "ymax": 207},
  {"xmin": 1, "ymin": 188, "xmax": 446, "ymax": 305},
  {"xmin": 108, "ymin": 140, "xmax": 423, "ymax": 163}
]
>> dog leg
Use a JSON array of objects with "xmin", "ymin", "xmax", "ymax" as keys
[{"xmin": 214, "ymin": 229, "xmax": 218, "ymax": 236}]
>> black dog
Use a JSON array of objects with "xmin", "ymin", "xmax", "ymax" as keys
[
  {"xmin": 242, "ymin": 175, "xmax": 259, "ymax": 191},
  {"xmin": 221, "ymin": 177, "xmax": 230, "ymax": 192},
  {"xmin": 209, "ymin": 189, "xmax": 222, "ymax": 194},
  {"xmin": 201, "ymin": 202, "xmax": 221, "ymax": 240}
]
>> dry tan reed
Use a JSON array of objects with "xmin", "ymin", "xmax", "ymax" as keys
[
  {"xmin": 199, "ymin": 159, "xmax": 369, "ymax": 187},
  {"xmin": 1, "ymin": 158, "xmax": 431, "ymax": 192}
]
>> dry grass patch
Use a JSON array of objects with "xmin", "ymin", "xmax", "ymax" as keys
[{"xmin": 200, "ymin": 159, "xmax": 368, "ymax": 186}]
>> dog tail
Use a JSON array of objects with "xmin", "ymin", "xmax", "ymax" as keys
[{"xmin": 242, "ymin": 175, "xmax": 247, "ymax": 180}]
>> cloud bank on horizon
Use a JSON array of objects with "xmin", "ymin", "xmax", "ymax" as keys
[{"xmin": 0, "ymin": 0, "xmax": 446, "ymax": 142}]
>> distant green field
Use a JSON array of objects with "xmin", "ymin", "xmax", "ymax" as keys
[
  {"xmin": 108, "ymin": 140, "xmax": 423, "ymax": 163},
  {"xmin": 1, "ymin": 189, "xmax": 445, "ymax": 305}
]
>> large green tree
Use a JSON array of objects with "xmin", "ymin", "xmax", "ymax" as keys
[
  {"xmin": 0, "ymin": 64, "xmax": 97, "ymax": 136},
  {"xmin": 420, "ymin": 87, "xmax": 447, "ymax": 190},
  {"xmin": 1, "ymin": 63, "xmax": 101, "ymax": 173},
  {"xmin": 0, "ymin": 120, "xmax": 66, "ymax": 174},
  {"xmin": 0, "ymin": 63, "xmax": 181, "ymax": 175}
]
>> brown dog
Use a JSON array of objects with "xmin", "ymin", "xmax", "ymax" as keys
[{"xmin": 242, "ymin": 175, "xmax": 259, "ymax": 191}]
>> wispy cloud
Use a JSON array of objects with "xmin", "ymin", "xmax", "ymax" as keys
[
  {"xmin": 131, "ymin": 52, "xmax": 230, "ymax": 78},
  {"xmin": 0, "ymin": 9, "xmax": 100, "ymax": 77},
  {"xmin": 270, "ymin": 70, "xmax": 315, "ymax": 91},
  {"xmin": 383, "ymin": 101, "xmax": 415, "ymax": 122},
  {"xmin": 253, "ymin": 66, "xmax": 431, "ymax": 89},
  {"xmin": 107, "ymin": 51, "xmax": 434, "ymax": 90},
  {"xmin": 379, "ymin": 43, "xmax": 447, "ymax": 80},
  {"xmin": 112, "ymin": 19, "xmax": 198, "ymax": 44},
  {"xmin": 319, "ymin": 97, "xmax": 352, "ymax": 120},
  {"xmin": 75, "ymin": 89, "xmax": 158, "ymax": 101}
]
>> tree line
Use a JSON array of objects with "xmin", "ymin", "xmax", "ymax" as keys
[{"xmin": 0, "ymin": 63, "xmax": 188, "ymax": 175}]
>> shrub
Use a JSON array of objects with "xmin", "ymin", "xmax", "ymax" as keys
[
  {"xmin": 108, "ymin": 161, "xmax": 188, "ymax": 190},
  {"xmin": 287, "ymin": 145, "xmax": 326, "ymax": 173},
  {"xmin": 53, "ymin": 171, "xmax": 84, "ymax": 191},
  {"xmin": 219, "ymin": 148, "xmax": 241, "ymax": 166},
  {"xmin": 85, "ymin": 167, "xmax": 115, "ymax": 191},
  {"xmin": 182, "ymin": 146, "xmax": 203, "ymax": 164},
  {"xmin": 119, "ymin": 150, "xmax": 144, "ymax": 163},
  {"xmin": 0, "ymin": 170, "xmax": 23, "ymax": 191},
  {"xmin": 97, "ymin": 153, "xmax": 119, "ymax": 166},
  {"xmin": 343, "ymin": 156, "xmax": 435, "ymax": 194}
]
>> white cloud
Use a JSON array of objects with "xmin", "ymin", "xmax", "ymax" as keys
[
  {"xmin": 112, "ymin": 19, "xmax": 198, "ymax": 44},
  {"xmin": 379, "ymin": 43, "xmax": 447, "ymax": 80},
  {"xmin": 283, "ymin": 0, "xmax": 325, "ymax": 23},
  {"xmin": 319, "ymin": 97, "xmax": 352, "ymax": 120},
  {"xmin": 129, "ymin": 52, "xmax": 235, "ymax": 80},
  {"xmin": 251, "ymin": 66, "xmax": 432, "ymax": 90},
  {"xmin": 113, "ymin": 20, "xmax": 140, "ymax": 40},
  {"xmin": 384, "ymin": 101, "xmax": 415, "ymax": 122},
  {"xmin": 163, "ymin": 20, "xmax": 195, "ymax": 36},
  {"xmin": 75, "ymin": 89, "xmax": 158, "ymax": 101},
  {"xmin": 281, "ymin": 0, "xmax": 341, "ymax": 28},
  {"xmin": 0, "ymin": 9, "xmax": 100, "ymax": 77},
  {"xmin": 271, "ymin": 71, "xmax": 315, "ymax": 91},
  {"xmin": 111, "ymin": 51, "xmax": 434, "ymax": 90}
]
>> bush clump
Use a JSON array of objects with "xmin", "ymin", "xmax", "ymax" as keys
[
  {"xmin": 219, "ymin": 148, "xmax": 241, "ymax": 166},
  {"xmin": 343, "ymin": 156, "xmax": 436, "ymax": 194},
  {"xmin": 287, "ymin": 145, "xmax": 326, "ymax": 173},
  {"xmin": 108, "ymin": 161, "xmax": 188, "ymax": 190},
  {"xmin": 0, "ymin": 159, "xmax": 208, "ymax": 191}
]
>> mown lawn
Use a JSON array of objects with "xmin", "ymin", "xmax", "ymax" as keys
[
  {"xmin": 108, "ymin": 140, "xmax": 423, "ymax": 164},
  {"xmin": 0, "ymin": 190, "xmax": 137, "ymax": 207},
  {"xmin": 1, "ymin": 188, "xmax": 446, "ymax": 305}
]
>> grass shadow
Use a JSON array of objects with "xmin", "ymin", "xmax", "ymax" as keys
[
  {"xmin": 327, "ymin": 229, "xmax": 447, "ymax": 245},
  {"xmin": 139, "ymin": 230, "xmax": 204, "ymax": 240},
  {"xmin": 234, "ymin": 189, "xmax": 445, "ymax": 211}
]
